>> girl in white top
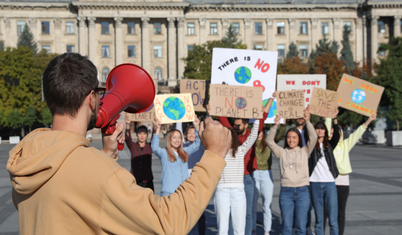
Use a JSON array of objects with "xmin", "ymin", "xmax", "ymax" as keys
[{"xmin": 214, "ymin": 120, "xmax": 259, "ymax": 235}]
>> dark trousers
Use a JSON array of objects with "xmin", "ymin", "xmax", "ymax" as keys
[
  {"xmin": 197, "ymin": 212, "xmax": 206, "ymax": 235},
  {"xmin": 324, "ymin": 185, "xmax": 349, "ymax": 235},
  {"xmin": 137, "ymin": 180, "xmax": 154, "ymax": 192}
]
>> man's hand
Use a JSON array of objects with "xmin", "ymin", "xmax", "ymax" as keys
[
  {"xmin": 199, "ymin": 117, "xmax": 232, "ymax": 159},
  {"xmin": 193, "ymin": 116, "xmax": 200, "ymax": 130},
  {"xmin": 102, "ymin": 123, "xmax": 125, "ymax": 159}
]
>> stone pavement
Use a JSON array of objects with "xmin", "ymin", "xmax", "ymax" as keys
[{"xmin": 0, "ymin": 139, "xmax": 401, "ymax": 235}]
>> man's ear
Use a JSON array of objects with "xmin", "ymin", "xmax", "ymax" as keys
[{"xmin": 88, "ymin": 91, "xmax": 96, "ymax": 110}]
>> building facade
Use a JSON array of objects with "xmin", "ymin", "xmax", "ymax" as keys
[{"xmin": 0, "ymin": 0, "xmax": 401, "ymax": 89}]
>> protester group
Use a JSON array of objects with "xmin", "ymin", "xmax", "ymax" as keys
[{"xmin": 125, "ymin": 90, "xmax": 376, "ymax": 235}]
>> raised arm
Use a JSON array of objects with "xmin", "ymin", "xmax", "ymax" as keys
[
  {"xmin": 274, "ymin": 121, "xmax": 287, "ymax": 143},
  {"xmin": 345, "ymin": 113, "xmax": 376, "ymax": 151},
  {"xmin": 266, "ymin": 115, "xmax": 284, "ymax": 159},
  {"xmin": 238, "ymin": 120, "xmax": 260, "ymax": 154},
  {"xmin": 303, "ymin": 107, "xmax": 318, "ymax": 155},
  {"xmin": 183, "ymin": 117, "xmax": 201, "ymax": 155},
  {"xmin": 151, "ymin": 118, "xmax": 165, "ymax": 159},
  {"xmin": 125, "ymin": 115, "xmax": 134, "ymax": 149}
]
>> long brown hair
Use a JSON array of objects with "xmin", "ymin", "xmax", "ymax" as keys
[
  {"xmin": 314, "ymin": 121, "xmax": 329, "ymax": 149},
  {"xmin": 258, "ymin": 127, "xmax": 268, "ymax": 153},
  {"xmin": 228, "ymin": 127, "xmax": 240, "ymax": 157},
  {"xmin": 166, "ymin": 129, "xmax": 188, "ymax": 162}
]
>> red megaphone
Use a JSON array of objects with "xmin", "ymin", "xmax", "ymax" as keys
[{"xmin": 95, "ymin": 63, "xmax": 155, "ymax": 150}]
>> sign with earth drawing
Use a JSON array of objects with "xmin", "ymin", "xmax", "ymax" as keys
[
  {"xmin": 154, "ymin": 93, "xmax": 196, "ymax": 124},
  {"xmin": 209, "ymin": 84, "xmax": 263, "ymax": 119},
  {"xmin": 210, "ymin": 48, "xmax": 278, "ymax": 123},
  {"xmin": 337, "ymin": 74, "xmax": 384, "ymax": 117}
]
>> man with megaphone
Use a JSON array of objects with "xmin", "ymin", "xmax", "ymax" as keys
[{"xmin": 6, "ymin": 53, "xmax": 232, "ymax": 235}]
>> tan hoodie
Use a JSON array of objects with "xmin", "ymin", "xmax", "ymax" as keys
[
  {"xmin": 267, "ymin": 121, "xmax": 317, "ymax": 187},
  {"xmin": 7, "ymin": 128, "xmax": 226, "ymax": 235}
]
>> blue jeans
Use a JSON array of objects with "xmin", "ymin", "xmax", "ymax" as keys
[
  {"xmin": 244, "ymin": 174, "xmax": 255, "ymax": 235},
  {"xmin": 310, "ymin": 182, "xmax": 339, "ymax": 235},
  {"xmin": 214, "ymin": 188, "xmax": 247, "ymax": 235},
  {"xmin": 252, "ymin": 170, "xmax": 274, "ymax": 233},
  {"xmin": 279, "ymin": 186, "xmax": 310, "ymax": 235}
]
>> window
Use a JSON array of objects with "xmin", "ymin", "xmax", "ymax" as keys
[
  {"xmin": 277, "ymin": 22, "xmax": 285, "ymax": 34},
  {"xmin": 41, "ymin": 21, "xmax": 50, "ymax": 34},
  {"xmin": 102, "ymin": 68, "xmax": 109, "ymax": 82},
  {"xmin": 378, "ymin": 20, "xmax": 385, "ymax": 34},
  {"xmin": 154, "ymin": 45, "xmax": 162, "ymax": 58},
  {"xmin": 299, "ymin": 45, "xmax": 309, "ymax": 58},
  {"xmin": 17, "ymin": 21, "xmax": 26, "ymax": 36},
  {"xmin": 66, "ymin": 45, "xmax": 75, "ymax": 53},
  {"xmin": 343, "ymin": 22, "xmax": 351, "ymax": 32},
  {"xmin": 188, "ymin": 45, "xmax": 194, "ymax": 53},
  {"xmin": 42, "ymin": 45, "xmax": 50, "ymax": 54},
  {"xmin": 254, "ymin": 45, "xmax": 263, "ymax": 50},
  {"xmin": 66, "ymin": 22, "xmax": 75, "ymax": 34},
  {"xmin": 277, "ymin": 45, "xmax": 285, "ymax": 57},
  {"xmin": 210, "ymin": 23, "xmax": 217, "ymax": 35},
  {"xmin": 378, "ymin": 44, "xmax": 385, "ymax": 56},
  {"xmin": 232, "ymin": 23, "xmax": 240, "ymax": 35},
  {"xmin": 128, "ymin": 45, "xmax": 135, "ymax": 57},
  {"xmin": 400, "ymin": 20, "xmax": 402, "ymax": 34},
  {"xmin": 300, "ymin": 22, "xmax": 308, "ymax": 35},
  {"xmin": 321, "ymin": 22, "xmax": 329, "ymax": 35},
  {"xmin": 127, "ymin": 22, "xmax": 135, "ymax": 34},
  {"xmin": 154, "ymin": 22, "xmax": 161, "ymax": 34},
  {"xmin": 102, "ymin": 45, "xmax": 110, "ymax": 57},
  {"xmin": 155, "ymin": 68, "xmax": 162, "ymax": 81},
  {"xmin": 101, "ymin": 22, "xmax": 109, "ymax": 35},
  {"xmin": 255, "ymin": 22, "xmax": 263, "ymax": 35},
  {"xmin": 187, "ymin": 23, "xmax": 195, "ymax": 35}
]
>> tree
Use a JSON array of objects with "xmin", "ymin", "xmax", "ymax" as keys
[
  {"xmin": 17, "ymin": 24, "xmax": 38, "ymax": 55},
  {"xmin": 0, "ymin": 40, "xmax": 4, "ymax": 52},
  {"xmin": 7, "ymin": 109, "xmax": 24, "ymax": 136},
  {"xmin": 340, "ymin": 24, "xmax": 355, "ymax": 72},
  {"xmin": 286, "ymin": 42, "xmax": 299, "ymax": 59},
  {"xmin": 182, "ymin": 25, "xmax": 247, "ymax": 80},
  {"xmin": 374, "ymin": 37, "xmax": 402, "ymax": 130},
  {"xmin": 277, "ymin": 57, "xmax": 309, "ymax": 75},
  {"xmin": 39, "ymin": 107, "xmax": 53, "ymax": 127},
  {"xmin": 24, "ymin": 105, "xmax": 37, "ymax": 133}
]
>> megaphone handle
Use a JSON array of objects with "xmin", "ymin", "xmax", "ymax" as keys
[{"xmin": 101, "ymin": 115, "xmax": 125, "ymax": 152}]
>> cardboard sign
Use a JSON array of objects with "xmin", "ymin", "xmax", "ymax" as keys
[
  {"xmin": 337, "ymin": 74, "xmax": 384, "ymax": 117},
  {"xmin": 277, "ymin": 74, "xmax": 326, "ymax": 106},
  {"xmin": 127, "ymin": 79, "xmax": 158, "ymax": 122},
  {"xmin": 277, "ymin": 90, "xmax": 305, "ymax": 119},
  {"xmin": 209, "ymin": 84, "xmax": 263, "ymax": 119},
  {"xmin": 180, "ymin": 79, "xmax": 206, "ymax": 112},
  {"xmin": 210, "ymin": 48, "xmax": 278, "ymax": 123},
  {"xmin": 154, "ymin": 93, "xmax": 195, "ymax": 124},
  {"xmin": 309, "ymin": 88, "xmax": 339, "ymax": 118}
]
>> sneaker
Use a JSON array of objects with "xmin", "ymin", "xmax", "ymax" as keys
[{"xmin": 306, "ymin": 228, "xmax": 315, "ymax": 235}]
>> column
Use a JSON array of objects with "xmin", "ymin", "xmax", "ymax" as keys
[
  {"xmin": 4, "ymin": 18, "xmax": 11, "ymax": 48},
  {"xmin": 198, "ymin": 18, "xmax": 206, "ymax": 45},
  {"xmin": 167, "ymin": 17, "xmax": 177, "ymax": 87},
  {"xmin": 311, "ymin": 18, "xmax": 318, "ymax": 51},
  {"xmin": 78, "ymin": 16, "xmax": 87, "ymax": 56},
  {"xmin": 363, "ymin": 15, "xmax": 367, "ymax": 63},
  {"xmin": 244, "ymin": 18, "xmax": 251, "ymax": 49},
  {"xmin": 88, "ymin": 17, "xmax": 96, "ymax": 61},
  {"xmin": 53, "ymin": 19, "xmax": 62, "ymax": 54},
  {"xmin": 177, "ymin": 17, "xmax": 185, "ymax": 80},
  {"xmin": 221, "ymin": 18, "xmax": 229, "ymax": 36},
  {"xmin": 355, "ymin": 18, "xmax": 363, "ymax": 66},
  {"xmin": 370, "ymin": 16, "xmax": 379, "ymax": 64},
  {"xmin": 288, "ymin": 18, "xmax": 295, "ymax": 44},
  {"xmin": 394, "ymin": 15, "xmax": 401, "ymax": 37},
  {"xmin": 114, "ymin": 17, "xmax": 123, "ymax": 66},
  {"xmin": 28, "ymin": 18, "xmax": 38, "ymax": 43},
  {"xmin": 141, "ymin": 17, "xmax": 150, "ymax": 73},
  {"xmin": 333, "ymin": 18, "xmax": 341, "ymax": 56},
  {"xmin": 266, "ymin": 18, "xmax": 274, "ymax": 51}
]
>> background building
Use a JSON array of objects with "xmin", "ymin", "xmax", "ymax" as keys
[{"xmin": 1, "ymin": 0, "xmax": 401, "ymax": 90}]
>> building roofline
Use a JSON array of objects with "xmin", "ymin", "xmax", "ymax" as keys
[{"xmin": 72, "ymin": 1, "xmax": 190, "ymax": 10}]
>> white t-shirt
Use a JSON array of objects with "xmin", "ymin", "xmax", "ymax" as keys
[{"xmin": 309, "ymin": 143, "xmax": 335, "ymax": 182}]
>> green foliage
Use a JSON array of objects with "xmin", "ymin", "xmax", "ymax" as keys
[
  {"xmin": 39, "ymin": 107, "xmax": 53, "ymax": 127},
  {"xmin": 340, "ymin": 25, "xmax": 355, "ymax": 72},
  {"xmin": 331, "ymin": 41, "xmax": 339, "ymax": 55},
  {"xmin": 182, "ymin": 25, "xmax": 247, "ymax": 80},
  {"xmin": 374, "ymin": 37, "xmax": 402, "ymax": 130},
  {"xmin": 24, "ymin": 105, "xmax": 37, "ymax": 129},
  {"xmin": 7, "ymin": 109, "xmax": 23, "ymax": 129},
  {"xmin": 17, "ymin": 24, "xmax": 38, "ymax": 55},
  {"xmin": 0, "ymin": 40, "xmax": 4, "ymax": 52},
  {"xmin": 286, "ymin": 42, "xmax": 299, "ymax": 59}
]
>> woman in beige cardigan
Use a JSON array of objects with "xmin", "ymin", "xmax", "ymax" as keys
[{"xmin": 266, "ymin": 109, "xmax": 317, "ymax": 235}]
